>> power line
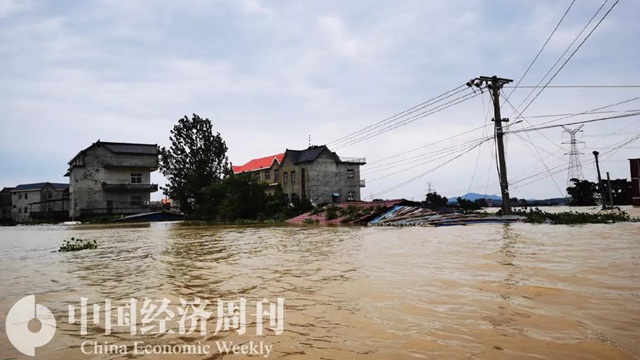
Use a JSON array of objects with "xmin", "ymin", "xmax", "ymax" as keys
[
  {"xmin": 334, "ymin": 91, "xmax": 481, "ymax": 150},
  {"xmin": 507, "ymin": 0, "xmax": 576, "ymax": 98},
  {"xmin": 365, "ymin": 124, "xmax": 489, "ymax": 166},
  {"xmin": 367, "ymin": 138, "xmax": 491, "ymax": 198},
  {"xmin": 509, "ymin": 111, "xmax": 640, "ymax": 134},
  {"xmin": 327, "ymin": 85, "xmax": 466, "ymax": 147},
  {"xmin": 511, "ymin": 0, "xmax": 619, "ymax": 118},
  {"xmin": 505, "ymin": 85, "xmax": 640, "ymax": 88},
  {"xmin": 335, "ymin": 90, "xmax": 480, "ymax": 149}
]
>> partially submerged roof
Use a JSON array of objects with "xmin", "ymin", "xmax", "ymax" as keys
[
  {"xmin": 233, "ymin": 153, "xmax": 284, "ymax": 173},
  {"xmin": 13, "ymin": 182, "xmax": 69, "ymax": 191}
]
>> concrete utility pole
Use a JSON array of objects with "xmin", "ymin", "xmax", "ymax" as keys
[
  {"xmin": 468, "ymin": 76, "xmax": 514, "ymax": 215},
  {"xmin": 606, "ymin": 172, "xmax": 615, "ymax": 208},
  {"xmin": 592, "ymin": 151, "xmax": 607, "ymax": 210}
]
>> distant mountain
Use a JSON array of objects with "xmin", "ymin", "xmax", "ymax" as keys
[{"xmin": 449, "ymin": 193, "xmax": 502, "ymax": 202}]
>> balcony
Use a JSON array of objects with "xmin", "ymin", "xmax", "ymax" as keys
[
  {"xmin": 102, "ymin": 183, "xmax": 159, "ymax": 192},
  {"xmin": 360, "ymin": 179, "xmax": 366, "ymax": 187},
  {"xmin": 340, "ymin": 156, "xmax": 367, "ymax": 164}
]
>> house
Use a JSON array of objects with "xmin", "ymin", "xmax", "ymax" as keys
[
  {"xmin": 0, "ymin": 187, "xmax": 14, "ymax": 223},
  {"xmin": 10, "ymin": 183, "xmax": 69, "ymax": 222},
  {"xmin": 631, "ymin": 158, "xmax": 640, "ymax": 206},
  {"xmin": 279, "ymin": 145, "xmax": 366, "ymax": 205},
  {"xmin": 232, "ymin": 153, "xmax": 284, "ymax": 194},
  {"xmin": 65, "ymin": 140, "xmax": 159, "ymax": 218}
]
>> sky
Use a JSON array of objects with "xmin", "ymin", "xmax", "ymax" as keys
[{"xmin": 1, "ymin": 0, "xmax": 639, "ymax": 201}]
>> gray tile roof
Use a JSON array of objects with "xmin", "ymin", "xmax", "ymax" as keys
[
  {"xmin": 286, "ymin": 145, "xmax": 338, "ymax": 164},
  {"xmin": 13, "ymin": 182, "xmax": 69, "ymax": 191},
  {"xmin": 101, "ymin": 142, "xmax": 158, "ymax": 155}
]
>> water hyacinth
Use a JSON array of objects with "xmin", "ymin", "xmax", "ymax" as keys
[{"xmin": 58, "ymin": 237, "xmax": 98, "ymax": 252}]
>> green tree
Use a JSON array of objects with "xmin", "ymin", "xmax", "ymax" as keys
[
  {"xmin": 456, "ymin": 197, "xmax": 481, "ymax": 211},
  {"xmin": 567, "ymin": 178, "xmax": 596, "ymax": 206},
  {"xmin": 159, "ymin": 114, "xmax": 230, "ymax": 214},
  {"xmin": 601, "ymin": 179, "xmax": 632, "ymax": 205},
  {"xmin": 424, "ymin": 192, "xmax": 448, "ymax": 209},
  {"xmin": 476, "ymin": 198, "xmax": 489, "ymax": 208}
]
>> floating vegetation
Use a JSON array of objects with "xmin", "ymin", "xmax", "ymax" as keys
[
  {"xmin": 59, "ymin": 237, "xmax": 98, "ymax": 252},
  {"xmin": 512, "ymin": 208, "xmax": 635, "ymax": 224}
]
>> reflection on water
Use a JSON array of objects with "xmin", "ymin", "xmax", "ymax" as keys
[{"xmin": 0, "ymin": 216, "xmax": 639, "ymax": 359}]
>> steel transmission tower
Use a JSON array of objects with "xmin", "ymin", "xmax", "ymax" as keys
[{"xmin": 561, "ymin": 125, "xmax": 585, "ymax": 189}]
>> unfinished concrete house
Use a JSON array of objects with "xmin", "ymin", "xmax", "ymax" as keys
[
  {"xmin": 65, "ymin": 141, "xmax": 159, "ymax": 218},
  {"xmin": 279, "ymin": 145, "xmax": 366, "ymax": 205},
  {"xmin": 10, "ymin": 182, "xmax": 69, "ymax": 222}
]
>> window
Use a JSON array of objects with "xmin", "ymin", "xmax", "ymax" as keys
[
  {"xmin": 256, "ymin": 172, "xmax": 261, "ymax": 182},
  {"xmin": 274, "ymin": 169, "xmax": 279, "ymax": 182},
  {"xmin": 130, "ymin": 196, "xmax": 143, "ymax": 207},
  {"xmin": 291, "ymin": 171, "xmax": 296, "ymax": 183},
  {"xmin": 131, "ymin": 173, "xmax": 143, "ymax": 184},
  {"xmin": 347, "ymin": 169, "xmax": 355, "ymax": 179},
  {"xmin": 348, "ymin": 191, "xmax": 355, "ymax": 201},
  {"xmin": 47, "ymin": 192, "xmax": 53, "ymax": 199},
  {"xmin": 264, "ymin": 170, "xmax": 270, "ymax": 180},
  {"xmin": 24, "ymin": 193, "xmax": 28, "ymax": 200},
  {"xmin": 24, "ymin": 207, "xmax": 28, "ymax": 214},
  {"xmin": 18, "ymin": 194, "xmax": 22, "ymax": 200},
  {"xmin": 283, "ymin": 172, "xmax": 288, "ymax": 184}
]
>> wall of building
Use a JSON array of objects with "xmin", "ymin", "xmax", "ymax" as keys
[
  {"xmin": 631, "ymin": 159, "xmax": 640, "ymax": 206},
  {"xmin": 69, "ymin": 147, "xmax": 156, "ymax": 217},
  {"xmin": 0, "ymin": 190, "xmax": 12, "ymax": 220},
  {"xmin": 11, "ymin": 189, "xmax": 41, "ymax": 222},
  {"xmin": 279, "ymin": 150, "xmax": 363, "ymax": 205},
  {"xmin": 9, "ymin": 185, "xmax": 68, "ymax": 222}
]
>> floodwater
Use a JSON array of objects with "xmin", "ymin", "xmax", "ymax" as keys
[{"xmin": 0, "ymin": 207, "xmax": 639, "ymax": 359}]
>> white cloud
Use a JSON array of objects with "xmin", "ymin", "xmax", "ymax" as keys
[{"xmin": 1, "ymin": 0, "xmax": 639, "ymax": 200}]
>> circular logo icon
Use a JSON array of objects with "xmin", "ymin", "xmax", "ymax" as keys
[{"xmin": 6, "ymin": 295, "xmax": 57, "ymax": 357}]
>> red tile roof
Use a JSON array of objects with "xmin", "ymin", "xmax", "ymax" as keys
[{"xmin": 232, "ymin": 153, "xmax": 284, "ymax": 174}]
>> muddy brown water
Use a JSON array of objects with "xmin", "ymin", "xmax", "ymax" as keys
[{"xmin": 0, "ymin": 207, "xmax": 639, "ymax": 359}]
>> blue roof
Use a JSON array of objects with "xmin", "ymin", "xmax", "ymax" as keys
[{"xmin": 14, "ymin": 182, "xmax": 69, "ymax": 191}]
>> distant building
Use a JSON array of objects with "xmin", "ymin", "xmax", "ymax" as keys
[
  {"xmin": 0, "ymin": 187, "xmax": 14, "ymax": 222},
  {"xmin": 65, "ymin": 141, "xmax": 159, "ymax": 218},
  {"xmin": 10, "ymin": 182, "xmax": 69, "ymax": 222},
  {"xmin": 630, "ymin": 158, "xmax": 640, "ymax": 206},
  {"xmin": 232, "ymin": 153, "xmax": 284, "ymax": 195},
  {"xmin": 280, "ymin": 145, "xmax": 366, "ymax": 204}
]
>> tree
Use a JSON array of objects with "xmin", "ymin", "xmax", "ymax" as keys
[
  {"xmin": 424, "ymin": 192, "xmax": 448, "ymax": 209},
  {"xmin": 601, "ymin": 179, "xmax": 632, "ymax": 205},
  {"xmin": 567, "ymin": 178, "xmax": 596, "ymax": 206},
  {"xmin": 159, "ymin": 114, "xmax": 230, "ymax": 214},
  {"xmin": 476, "ymin": 198, "xmax": 489, "ymax": 208},
  {"xmin": 456, "ymin": 197, "xmax": 481, "ymax": 211}
]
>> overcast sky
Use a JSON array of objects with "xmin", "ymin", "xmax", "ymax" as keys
[{"xmin": 1, "ymin": 0, "xmax": 639, "ymax": 201}]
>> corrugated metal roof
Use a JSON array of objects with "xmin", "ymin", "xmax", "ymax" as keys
[{"xmin": 233, "ymin": 153, "xmax": 284, "ymax": 173}]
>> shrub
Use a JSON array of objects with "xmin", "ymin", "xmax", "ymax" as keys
[
  {"xmin": 59, "ymin": 237, "xmax": 98, "ymax": 252},
  {"xmin": 325, "ymin": 205, "xmax": 340, "ymax": 220}
]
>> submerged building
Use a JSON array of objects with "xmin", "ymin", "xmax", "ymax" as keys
[
  {"xmin": 10, "ymin": 182, "xmax": 69, "ymax": 222},
  {"xmin": 235, "ymin": 145, "xmax": 366, "ymax": 205},
  {"xmin": 631, "ymin": 158, "xmax": 640, "ymax": 206},
  {"xmin": 65, "ymin": 141, "xmax": 159, "ymax": 218},
  {"xmin": 232, "ymin": 153, "xmax": 284, "ymax": 195}
]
